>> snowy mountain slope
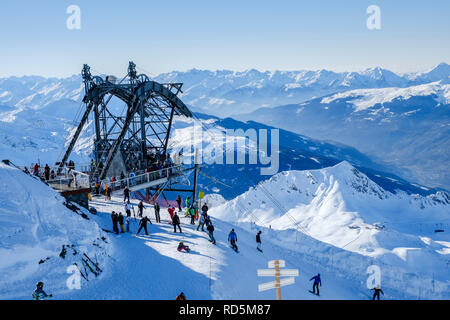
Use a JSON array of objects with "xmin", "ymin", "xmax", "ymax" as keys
[
  {"xmin": 236, "ymin": 81, "xmax": 450, "ymax": 190},
  {"xmin": 0, "ymin": 163, "xmax": 111, "ymax": 299},
  {"xmin": 35, "ymin": 193, "xmax": 418, "ymax": 300},
  {"xmin": 209, "ymin": 162, "xmax": 450, "ymax": 299},
  {"xmin": 167, "ymin": 115, "xmax": 441, "ymax": 199}
]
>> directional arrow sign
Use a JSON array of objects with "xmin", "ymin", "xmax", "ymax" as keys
[
  {"xmin": 268, "ymin": 260, "xmax": 286, "ymax": 268},
  {"xmin": 257, "ymin": 269, "xmax": 299, "ymax": 277},
  {"xmin": 258, "ymin": 277, "xmax": 295, "ymax": 292}
]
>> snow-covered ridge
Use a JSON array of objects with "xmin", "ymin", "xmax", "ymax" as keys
[
  {"xmin": 0, "ymin": 163, "xmax": 111, "ymax": 299},
  {"xmin": 210, "ymin": 161, "xmax": 450, "ymax": 298},
  {"xmin": 321, "ymin": 81, "xmax": 450, "ymax": 111}
]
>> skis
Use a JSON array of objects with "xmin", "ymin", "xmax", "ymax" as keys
[
  {"xmin": 257, "ymin": 247, "xmax": 263, "ymax": 253},
  {"xmin": 230, "ymin": 246, "xmax": 239, "ymax": 253},
  {"xmin": 308, "ymin": 290, "xmax": 320, "ymax": 296}
]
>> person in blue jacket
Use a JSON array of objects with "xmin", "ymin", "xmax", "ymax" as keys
[
  {"xmin": 228, "ymin": 229, "xmax": 238, "ymax": 251},
  {"xmin": 32, "ymin": 282, "xmax": 52, "ymax": 300},
  {"xmin": 310, "ymin": 273, "xmax": 322, "ymax": 295}
]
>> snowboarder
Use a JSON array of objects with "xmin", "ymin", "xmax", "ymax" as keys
[
  {"xmin": 371, "ymin": 286, "xmax": 384, "ymax": 300},
  {"xmin": 207, "ymin": 222, "xmax": 216, "ymax": 244},
  {"xmin": 111, "ymin": 211, "xmax": 119, "ymax": 234},
  {"xmin": 176, "ymin": 195, "xmax": 182, "ymax": 211},
  {"xmin": 228, "ymin": 229, "xmax": 238, "ymax": 252},
  {"xmin": 137, "ymin": 216, "xmax": 152, "ymax": 235},
  {"xmin": 197, "ymin": 212, "xmax": 207, "ymax": 231},
  {"xmin": 310, "ymin": 273, "xmax": 322, "ymax": 296},
  {"xmin": 154, "ymin": 201, "xmax": 161, "ymax": 223},
  {"xmin": 138, "ymin": 201, "xmax": 145, "ymax": 217},
  {"xmin": 172, "ymin": 211, "xmax": 182, "ymax": 233},
  {"xmin": 32, "ymin": 282, "xmax": 52, "ymax": 300},
  {"xmin": 177, "ymin": 240, "xmax": 190, "ymax": 252},
  {"xmin": 123, "ymin": 187, "xmax": 130, "ymax": 203},
  {"xmin": 118, "ymin": 212, "xmax": 125, "ymax": 233},
  {"xmin": 256, "ymin": 231, "xmax": 262, "ymax": 252},
  {"xmin": 168, "ymin": 205, "xmax": 175, "ymax": 224},
  {"xmin": 175, "ymin": 292, "xmax": 186, "ymax": 300},
  {"xmin": 124, "ymin": 202, "xmax": 132, "ymax": 217}
]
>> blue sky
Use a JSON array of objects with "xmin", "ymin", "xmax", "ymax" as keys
[{"xmin": 0, "ymin": 0, "xmax": 449, "ymax": 77}]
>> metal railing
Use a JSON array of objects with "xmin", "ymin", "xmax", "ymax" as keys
[{"xmin": 95, "ymin": 164, "xmax": 183, "ymax": 192}]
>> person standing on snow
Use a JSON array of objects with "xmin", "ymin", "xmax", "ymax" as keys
[
  {"xmin": 137, "ymin": 216, "xmax": 152, "ymax": 235},
  {"xmin": 172, "ymin": 211, "xmax": 182, "ymax": 233},
  {"xmin": 175, "ymin": 292, "xmax": 186, "ymax": 300},
  {"xmin": 138, "ymin": 201, "xmax": 145, "ymax": 218},
  {"xmin": 123, "ymin": 187, "xmax": 130, "ymax": 203},
  {"xmin": 185, "ymin": 197, "xmax": 191, "ymax": 216},
  {"xmin": 310, "ymin": 273, "xmax": 322, "ymax": 295},
  {"xmin": 168, "ymin": 205, "xmax": 175, "ymax": 224},
  {"xmin": 176, "ymin": 195, "xmax": 182, "ymax": 212},
  {"xmin": 44, "ymin": 164, "xmax": 50, "ymax": 181},
  {"xmin": 371, "ymin": 286, "xmax": 384, "ymax": 300},
  {"xmin": 228, "ymin": 229, "xmax": 238, "ymax": 251},
  {"xmin": 154, "ymin": 201, "xmax": 161, "ymax": 223},
  {"xmin": 124, "ymin": 202, "xmax": 132, "ymax": 218},
  {"xmin": 197, "ymin": 211, "xmax": 207, "ymax": 231},
  {"xmin": 126, "ymin": 216, "xmax": 131, "ymax": 232},
  {"xmin": 206, "ymin": 222, "xmax": 216, "ymax": 244},
  {"xmin": 111, "ymin": 211, "xmax": 119, "ymax": 234},
  {"xmin": 189, "ymin": 205, "xmax": 196, "ymax": 225},
  {"xmin": 118, "ymin": 212, "xmax": 125, "ymax": 233},
  {"xmin": 32, "ymin": 282, "xmax": 52, "ymax": 300},
  {"xmin": 256, "ymin": 231, "xmax": 262, "ymax": 252}
]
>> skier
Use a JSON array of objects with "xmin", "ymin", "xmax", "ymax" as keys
[
  {"xmin": 33, "ymin": 163, "xmax": 39, "ymax": 176},
  {"xmin": 172, "ymin": 211, "xmax": 182, "ymax": 233},
  {"xmin": 206, "ymin": 222, "xmax": 216, "ymax": 244},
  {"xmin": 168, "ymin": 205, "xmax": 175, "ymax": 224},
  {"xmin": 176, "ymin": 195, "xmax": 182, "ymax": 211},
  {"xmin": 256, "ymin": 230, "xmax": 263, "ymax": 252},
  {"xmin": 371, "ymin": 286, "xmax": 384, "ymax": 300},
  {"xmin": 228, "ymin": 229, "xmax": 238, "ymax": 252},
  {"xmin": 309, "ymin": 273, "xmax": 322, "ymax": 296},
  {"xmin": 138, "ymin": 201, "xmax": 145, "ymax": 217},
  {"xmin": 124, "ymin": 202, "xmax": 132, "ymax": 217},
  {"xmin": 118, "ymin": 212, "xmax": 125, "ymax": 233},
  {"xmin": 177, "ymin": 240, "xmax": 190, "ymax": 252},
  {"xmin": 123, "ymin": 187, "xmax": 130, "ymax": 203},
  {"xmin": 154, "ymin": 201, "xmax": 161, "ymax": 223},
  {"xmin": 175, "ymin": 292, "xmax": 186, "ymax": 300},
  {"xmin": 193, "ymin": 201, "xmax": 199, "ymax": 221},
  {"xmin": 32, "ymin": 282, "xmax": 52, "ymax": 300},
  {"xmin": 111, "ymin": 211, "xmax": 119, "ymax": 234},
  {"xmin": 137, "ymin": 216, "xmax": 152, "ymax": 235},
  {"xmin": 197, "ymin": 211, "xmax": 207, "ymax": 231}
]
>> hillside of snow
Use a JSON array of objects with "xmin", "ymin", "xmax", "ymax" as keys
[
  {"xmin": 0, "ymin": 163, "xmax": 111, "ymax": 299},
  {"xmin": 210, "ymin": 162, "xmax": 450, "ymax": 299}
]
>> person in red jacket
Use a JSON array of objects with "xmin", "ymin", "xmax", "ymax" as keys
[{"xmin": 168, "ymin": 205, "xmax": 175, "ymax": 224}]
